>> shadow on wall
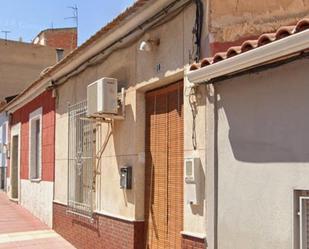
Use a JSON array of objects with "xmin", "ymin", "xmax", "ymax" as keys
[
  {"xmin": 214, "ymin": 59, "xmax": 309, "ymax": 163},
  {"xmin": 190, "ymin": 156, "xmax": 205, "ymax": 216},
  {"xmin": 110, "ymin": 103, "xmax": 136, "ymax": 206}
]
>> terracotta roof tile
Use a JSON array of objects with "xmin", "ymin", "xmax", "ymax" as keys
[
  {"xmin": 201, "ymin": 58, "xmax": 213, "ymax": 67},
  {"xmin": 295, "ymin": 18, "xmax": 309, "ymax": 32},
  {"xmin": 226, "ymin": 46, "xmax": 242, "ymax": 58},
  {"xmin": 275, "ymin": 26, "xmax": 295, "ymax": 39},
  {"xmin": 240, "ymin": 40, "xmax": 258, "ymax": 52},
  {"xmin": 191, "ymin": 17, "xmax": 309, "ymax": 71},
  {"xmin": 257, "ymin": 33, "xmax": 276, "ymax": 46}
]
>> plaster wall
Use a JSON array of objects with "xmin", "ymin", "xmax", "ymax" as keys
[
  {"xmin": 183, "ymin": 73, "xmax": 207, "ymax": 237},
  {"xmin": 210, "ymin": 59, "xmax": 309, "ymax": 249},
  {"xmin": 55, "ymin": 3, "xmax": 205, "ymax": 234},
  {"xmin": 20, "ymin": 179, "xmax": 53, "ymax": 227},
  {"xmin": 210, "ymin": 0, "xmax": 309, "ymax": 42},
  {"xmin": 0, "ymin": 39, "xmax": 67, "ymax": 101}
]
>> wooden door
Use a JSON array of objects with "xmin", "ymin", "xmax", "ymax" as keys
[{"xmin": 145, "ymin": 81, "xmax": 184, "ymax": 249}]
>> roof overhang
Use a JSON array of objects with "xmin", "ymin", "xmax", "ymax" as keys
[{"xmin": 187, "ymin": 29, "xmax": 309, "ymax": 84}]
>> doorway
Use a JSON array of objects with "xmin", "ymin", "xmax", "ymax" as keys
[
  {"xmin": 144, "ymin": 81, "xmax": 184, "ymax": 249},
  {"xmin": 10, "ymin": 124, "xmax": 20, "ymax": 200}
]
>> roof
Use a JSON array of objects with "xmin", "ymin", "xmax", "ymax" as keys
[
  {"xmin": 1, "ymin": 0, "xmax": 152, "ymax": 112},
  {"xmin": 190, "ymin": 18, "xmax": 309, "ymax": 71}
]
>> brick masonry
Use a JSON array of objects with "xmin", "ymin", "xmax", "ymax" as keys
[
  {"xmin": 53, "ymin": 202, "xmax": 145, "ymax": 249},
  {"xmin": 182, "ymin": 234, "xmax": 206, "ymax": 249},
  {"xmin": 44, "ymin": 29, "xmax": 77, "ymax": 51}
]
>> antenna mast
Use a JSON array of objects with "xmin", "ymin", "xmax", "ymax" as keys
[
  {"xmin": 1, "ymin": 30, "xmax": 11, "ymax": 44},
  {"xmin": 65, "ymin": 5, "xmax": 78, "ymax": 28},
  {"xmin": 65, "ymin": 4, "xmax": 79, "ymax": 46}
]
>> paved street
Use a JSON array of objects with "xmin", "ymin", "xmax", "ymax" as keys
[{"xmin": 0, "ymin": 192, "xmax": 75, "ymax": 249}]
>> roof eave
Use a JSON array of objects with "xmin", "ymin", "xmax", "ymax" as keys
[{"xmin": 187, "ymin": 29, "xmax": 309, "ymax": 84}]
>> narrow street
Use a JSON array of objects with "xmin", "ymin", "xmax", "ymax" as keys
[{"xmin": 0, "ymin": 192, "xmax": 74, "ymax": 249}]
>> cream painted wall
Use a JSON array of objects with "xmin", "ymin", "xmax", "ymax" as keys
[
  {"xmin": 183, "ymin": 73, "xmax": 207, "ymax": 237},
  {"xmin": 54, "ymin": 3, "xmax": 206, "ymax": 234},
  {"xmin": 208, "ymin": 59, "xmax": 309, "ymax": 249},
  {"xmin": 0, "ymin": 39, "xmax": 59, "ymax": 101},
  {"xmin": 20, "ymin": 180, "xmax": 53, "ymax": 227}
]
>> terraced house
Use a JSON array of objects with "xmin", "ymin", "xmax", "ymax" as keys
[
  {"xmin": 0, "ymin": 28, "xmax": 77, "ymax": 226},
  {"xmin": 0, "ymin": 0, "xmax": 308, "ymax": 249},
  {"xmin": 188, "ymin": 18, "xmax": 309, "ymax": 249}
]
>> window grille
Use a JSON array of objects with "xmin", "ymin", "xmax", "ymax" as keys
[
  {"xmin": 300, "ymin": 196, "xmax": 309, "ymax": 249},
  {"xmin": 68, "ymin": 100, "xmax": 95, "ymax": 217}
]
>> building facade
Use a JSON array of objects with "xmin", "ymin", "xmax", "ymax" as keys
[
  {"xmin": 52, "ymin": 1, "xmax": 205, "ymax": 248},
  {"xmin": 0, "ymin": 27, "xmax": 77, "ymax": 101},
  {"xmin": 6, "ymin": 91, "xmax": 55, "ymax": 226},
  {"xmin": 187, "ymin": 18, "xmax": 309, "ymax": 249},
  {"xmin": 0, "ymin": 0, "xmax": 308, "ymax": 248}
]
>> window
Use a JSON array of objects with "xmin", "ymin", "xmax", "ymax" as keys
[
  {"xmin": 29, "ymin": 108, "xmax": 42, "ymax": 180},
  {"xmin": 294, "ymin": 190, "xmax": 309, "ymax": 249},
  {"xmin": 56, "ymin": 48, "xmax": 64, "ymax": 62},
  {"xmin": 299, "ymin": 195, "xmax": 309, "ymax": 249},
  {"xmin": 68, "ymin": 101, "xmax": 95, "ymax": 217}
]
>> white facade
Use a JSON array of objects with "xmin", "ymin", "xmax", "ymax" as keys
[{"xmin": 20, "ymin": 180, "xmax": 53, "ymax": 227}]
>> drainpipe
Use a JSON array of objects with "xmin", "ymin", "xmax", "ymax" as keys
[{"xmin": 205, "ymin": 83, "xmax": 218, "ymax": 249}]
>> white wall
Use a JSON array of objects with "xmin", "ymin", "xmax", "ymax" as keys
[
  {"xmin": 210, "ymin": 59, "xmax": 309, "ymax": 249},
  {"xmin": 20, "ymin": 180, "xmax": 53, "ymax": 227}
]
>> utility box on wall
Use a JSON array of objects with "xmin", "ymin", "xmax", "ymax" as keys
[
  {"xmin": 120, "ymin": 166, "xmax": 132, "ymax": 189},
  {"xmin": 184, "ymin": 157, "xmax": 200, "ymax": 205}
]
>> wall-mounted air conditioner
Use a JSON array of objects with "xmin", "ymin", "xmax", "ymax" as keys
[{"xmin": 87, "ymin": 77, "xmax": 118, "ymax": 117}]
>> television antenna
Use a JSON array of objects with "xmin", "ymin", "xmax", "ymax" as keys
[
  {"xmin": 65, "ymin": 5, "xmax": 78, "ymax": 28},
  {"xmin": 1, "ymin": 30, "xmax": 11, "ymax": 44}
]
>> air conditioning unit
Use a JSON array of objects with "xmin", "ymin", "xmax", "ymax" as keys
[{"xmin": 87, "ymin": 78, "xmax": 118, "ymax": 117}]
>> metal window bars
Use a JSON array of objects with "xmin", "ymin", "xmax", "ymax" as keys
[{"xmin": 67, "ymin": 100, "xmax": 95, "ymax": 217}]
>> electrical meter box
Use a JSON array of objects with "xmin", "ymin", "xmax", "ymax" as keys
[
  {"xmin": 87, "ymin": 77, "xmax": 118, "ymax": 116},
  {"xmin": 120, "ymin": 166, "xmax": 132, "ymax": 189},
  {"xmin": 184, "ymin": 157, "xmax": 200, "ymax": 205}
]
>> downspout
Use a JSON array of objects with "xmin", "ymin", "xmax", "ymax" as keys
[
  {"xmin": 193, "ymin": 0, "xmax": 204, "ymax": 62},
  {"xmin": 205, "ymin": 82, "xmax": 218, "ymax": 249},
  {"xmin": 213, "ymin": 83, "xmax": 218, "ymax": 249}
]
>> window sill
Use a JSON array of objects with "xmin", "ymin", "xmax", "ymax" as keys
[{"xmin": 30, "ymin": 178, "xmax": 42, "ymax": 183}]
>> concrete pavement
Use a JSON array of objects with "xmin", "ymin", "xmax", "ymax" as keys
[{"xmin": 0, "ymin": 192, "xmax": 75, "ymax": 249}]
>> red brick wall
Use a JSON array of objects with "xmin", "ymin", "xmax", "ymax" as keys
[
  {"xmin": 53, "ymin": 202, "xmax": 145, "ymax": 249},
  {"xmin": 44, "ymin": 29, "xmax": 77, "ymax": 50},
  {"xmin": 182, "ymin": 234, "xmax": 206, "ymax": 249},
  {"xmin": 8, "ymin": 90, "xmax": 55, "ymax": 182}
]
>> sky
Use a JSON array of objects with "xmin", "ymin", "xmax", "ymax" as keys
[{"xmin": 0, "ymin": 1, "xmax": 134, "ymax": 44}]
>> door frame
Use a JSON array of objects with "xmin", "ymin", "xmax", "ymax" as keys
[{"xmin": 10, "ymin": 123, "xmax": 21, "ymax": 202}]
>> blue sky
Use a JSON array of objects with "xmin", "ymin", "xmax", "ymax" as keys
[{"xmin": 0, "ymin": 1, "xmax": 134, "ymax": 44}]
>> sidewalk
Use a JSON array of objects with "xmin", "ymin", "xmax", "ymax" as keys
[{"xmin": 0, "ymin": 192, "xmax": 75, "ymax": 249}]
